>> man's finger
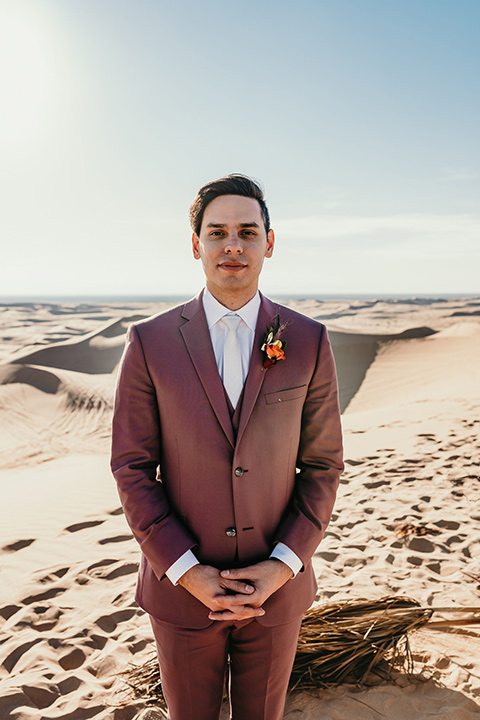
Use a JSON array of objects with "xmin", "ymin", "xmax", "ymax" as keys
[
  {"xmin": 220, "ymin": 567, "xmax": 256, "ymax": 581},
  {"xmin": 212, "ymin": 591, "xmax": 260, "ymax": 608},
  {"xmin": 219, "ymin": 578, "xmax": 254, "ymax": 594},
  {"xmin": 208, "ymin": 607, "xmax": 265, "ymax": 621}
]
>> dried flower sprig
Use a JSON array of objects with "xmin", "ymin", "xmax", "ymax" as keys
[{"xmin": 261, "ymin": 315, "xmax": 288, "ymax": 369}]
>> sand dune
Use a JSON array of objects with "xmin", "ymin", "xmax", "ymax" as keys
[
  {"xmin": 0, "ymin": 314, "xmax": 147, "ymax": 467},
  {"xmin": 8, "ymin": 316, "xmax": 146, "ymax": 375},
  {"xmin": 328, "ymin": 325, "xmax": 436, "ymax": 412},
  {"xmin": 0, "ymin": 364, "xmax": 113, "ymax": 468},
  {"xmin": 1, "ymin": 297, "xmax": 479, "ymax": 719}
]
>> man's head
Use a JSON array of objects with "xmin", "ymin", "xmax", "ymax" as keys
[
  {"xmin": 190, "ymin": 174, "xmax": 274, "ymax": 310},
  {"xmin": 189, "ymin": 174, "xmax": 270, "ymax": 237}
]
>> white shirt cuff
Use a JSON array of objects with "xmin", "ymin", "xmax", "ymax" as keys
[
  {"xmin": 270, "ymin": 543, "xmax": 303, "ymax": 577},
  {"xmin": 165, "ymin": 549, "xmax": 199, "ymax": 585}
]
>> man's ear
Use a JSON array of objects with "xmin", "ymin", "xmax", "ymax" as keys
[
  {"xmin": 192, "ymin": 233, "xmax": 201, "ymax": 259},
  {"xmin": 265, "ymin": 229, "xmax": 275, "ymax": 258}
]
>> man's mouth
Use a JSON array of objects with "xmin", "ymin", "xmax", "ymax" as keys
[{"xmin": 219, "ymin": 262, "xmax": 247, "ymax": 271}]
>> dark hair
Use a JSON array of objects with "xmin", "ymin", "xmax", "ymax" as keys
[{"xmin": 189, "ymin": 174, "xmax": 270, "ymax": 236}]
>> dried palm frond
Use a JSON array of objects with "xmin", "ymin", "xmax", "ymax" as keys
[
  {"xmin": 289, "ymin": 595, "xmax": 432, "ymax": 689},
  {"xmin": 119, "ymin": 596, "xmax": 480, "ymax": 704},
  {"xmin": 395, "ymin": 523, "xmax": 440, "ymax": 538},
  {"xmin": 120, "ymin": 654, "xmax": 166, "ymax": 706}
]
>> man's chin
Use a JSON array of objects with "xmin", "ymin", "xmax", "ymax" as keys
[
  {"xmin": 218, "ymin": 265, "xmax": 248, "ymax": 276},
  {"xmin": 215, "ymin": 275, "xmax": 248, "ymax": 289}
]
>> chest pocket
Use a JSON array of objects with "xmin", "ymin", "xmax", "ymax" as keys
[{"xmin": 264, "ymin": 385, "xmax": 307, "ymax": 405}]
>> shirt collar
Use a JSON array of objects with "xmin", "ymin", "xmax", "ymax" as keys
[{"xmin": 202, "ymin": 288, "xmax": 261, "ymax": 332}]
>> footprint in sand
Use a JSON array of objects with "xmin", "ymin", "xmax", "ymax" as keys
[
  {"xmin": 30, "ymin": 606, "xmax": 62, "ymax": 632},
  {"xmin": 104, "ymin": 562, "xmax": 138, "ymax": 580},
  {"xmin": 98, "ymin": 534, "xmax": 133, "ymax": 545},
  {"xmin": 58, "ymin": 647, "xmax": 86, "ymax": 670},
  {"xmin": 57, "ymin": 676, "xmax": 82, "ymax": 694},
  {"xmin": 20, "ymin": 683, "xmax": 60, "ymax": 710},
  {"xmin": 407, "ymin": 536, "xmax": 436, "ymax": 553},
  {"xmin": 316, "ymin": 551, "xmax": 338, "ymax": 562},
  {"xmin": 95, "ymin": 608, "xmax": 138, "ymax": 633},
  {"xmin": 3, "ymin": 638, "xmax": 43, "ymax": 673},
  {"xmin": 53, "ymin": 566, "xmax": 69, "ymax": 579},
  {"xmin": 86, "ymin": 560, "xmax": 138, "ymax": 580},
  {"xmin": 86, "ymin": 558, "xmax": 118, "ymax": 573},
  {"xmin": 128, "ymin": 638, "xmax": 151, "ymax": 654},
  {"xmin": 22, "ymin": 588, "xmax": 66, "ymax": 605},
  {"xmin": 445, "ymin": 534, "xmax": 467, "ymax": 547},
  {"xmin": 0, "ymin": 605, "xmax": 21, "ymax": 621},
  {"xmin": 2, "ymin": 538, "xmax": 36, "ymax": 552},
  {"xmin": 84, "ymin": 634, "xmax": 108, "ymax": 650},
  {"xmin": 111, "ymin": 590, "xmax": 137, "ymax": 607},
  {"xmin": 38, "ymin": 567, "xmax": 69, "ymax": 584},
  {"xmin": 364, "ymin": 479, "xmax": 390, "ymax": 489},
  {"xmin": 64, "ymin": 519, "xmax": 105, "ymax": 533}
]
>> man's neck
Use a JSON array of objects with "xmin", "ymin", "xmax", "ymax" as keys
[{"xmin": 206, "ymin": 286, "xmax": 259, "ymax": 311}]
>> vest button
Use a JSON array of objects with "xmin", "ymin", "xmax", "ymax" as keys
[
  {"xmin": 234, "ymin": 467, "xmax": 244, "ymax": 477},
  {"xmin": 225, "ymin": 527, "xmax": 237, "ymax": 537}
]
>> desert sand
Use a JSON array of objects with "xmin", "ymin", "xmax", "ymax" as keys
[{"xmin": 0, "ymin": 296, "xmax": 479, "ymax": 719}]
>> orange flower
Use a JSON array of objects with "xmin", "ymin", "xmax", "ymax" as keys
[
  {"xmin": 265, "ymin": 341, "xmax": 285, "ymax": 361},
  {"xmin": 261, "ymin": 317, "xmax": 287, "ymax": 369}
]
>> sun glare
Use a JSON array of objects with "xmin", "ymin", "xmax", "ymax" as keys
[{"xmin": 0, "ymin": 3, "xmax": 57, "ymax": 148}]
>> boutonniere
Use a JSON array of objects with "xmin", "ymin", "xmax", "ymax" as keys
[{"xmin": 261, "ymin": 315, "xmax": 287, "ymax": 369}]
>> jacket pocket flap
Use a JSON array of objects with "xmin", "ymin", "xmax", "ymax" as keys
[{"xmin": 265, "ymin": 385, "xmax": 307, "ymax": 405}]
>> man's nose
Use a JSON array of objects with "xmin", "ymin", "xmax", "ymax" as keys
[{"xmin": 224, "ymin": 233, "xmax": 243, "ymax": 253}]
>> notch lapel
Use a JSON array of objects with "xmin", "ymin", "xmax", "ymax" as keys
[
  {"xmin": 179, "ymin": 295, "xmax": 235, "ymax": 448},
  {"xmin": 236, "ymin": 295, "xmax": 279, "ymax": 447}
]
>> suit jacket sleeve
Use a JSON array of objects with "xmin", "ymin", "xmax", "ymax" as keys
[
  {"xmin": 274, "ymin": 325, "xmax": 344, "ymax": 567},
  {"xmin": 110, "ymin": 324, "xmax": 196, "ymax": 580}
]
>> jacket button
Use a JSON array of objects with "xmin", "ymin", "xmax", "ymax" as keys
[
  {"xmin": 225, "ymin": 527, "xmax": 237, "ymax": 537},
  {"xmin": 234, "ymin": 467, "xmax": 244, "ymax": 477}
]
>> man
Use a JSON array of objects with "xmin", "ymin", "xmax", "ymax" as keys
[{"xmin": 111, "ymin": 174, "xmax": 343, "ymax": 720}]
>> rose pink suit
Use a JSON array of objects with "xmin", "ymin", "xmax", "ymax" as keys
[{"xmin": 111, "ymin": 292, "xmax": 343, "ymax": 718}]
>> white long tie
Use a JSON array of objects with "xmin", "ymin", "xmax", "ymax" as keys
[{"xmin": 222, "ymin": 314, "xmax": 243, "ymax": 409}]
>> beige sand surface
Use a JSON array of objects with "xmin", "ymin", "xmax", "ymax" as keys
[{"xmin": 0, "ymin": 297, "xmax": 479, "ymax": 719}]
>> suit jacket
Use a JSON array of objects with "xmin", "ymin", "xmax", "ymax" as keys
[{"xmin": 111, "ymin": 292, "xmax": 343, "ymax": 628}]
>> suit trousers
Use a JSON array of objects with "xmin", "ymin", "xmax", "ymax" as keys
[{"xmin": 149, "ymin": 614, "xmax": 303, "ymax": 720}]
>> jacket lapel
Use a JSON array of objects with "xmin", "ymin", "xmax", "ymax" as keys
[
  {"xmin": 236, "ymin": 294, "xmax": 279, "ymax": 447},
  {"xmin": 179, "ymin": 294, "xmax": 235, "ymax": 448}
]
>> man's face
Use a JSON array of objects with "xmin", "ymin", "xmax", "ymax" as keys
[{"xmin": 192, "ymin": 194, "xmax": 274, "ymax": 307}]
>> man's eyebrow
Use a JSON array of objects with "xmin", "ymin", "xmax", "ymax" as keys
[{"xmin": 205, "ymin": 222, "xmax": 260, "ymax": 228}]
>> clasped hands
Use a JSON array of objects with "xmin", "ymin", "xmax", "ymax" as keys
[{"xmin": 177, "ymin": 559, "xmax": 293, "ymax": 621}]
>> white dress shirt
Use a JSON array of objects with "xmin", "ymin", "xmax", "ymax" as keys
[{"xmin": 166, "ymin": 289, "xmax": 302, "ymax": 584}]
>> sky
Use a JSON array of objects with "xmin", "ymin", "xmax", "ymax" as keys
[{"xmin": 1, "ymin": 0, "xmax": 479, "ymax": 298}]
